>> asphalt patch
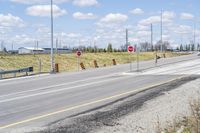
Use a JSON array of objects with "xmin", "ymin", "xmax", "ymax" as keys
[{"xmin": 35, "ymin": 75, "xmax": 200, "ymax": 133}]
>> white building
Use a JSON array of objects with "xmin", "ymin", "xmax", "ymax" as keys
[{"xmin": 18, "ymin": 47, "xmax": 44, "ymax": 54}]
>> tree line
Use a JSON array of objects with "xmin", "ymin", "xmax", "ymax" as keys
[{"xmin": 71, "ymin": 40, "xmax": 181, "ymax": 53}]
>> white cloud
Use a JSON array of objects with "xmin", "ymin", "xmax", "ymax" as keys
[
  {"xmin": 73, "ymin": 0, "xmax": 98, "ymax": 7},
  {"xmin": 173, "ymin": 25, "xmax": 193, "ymax": 34},
  {"xmin": 0, "ymin": 13, "xmax": 25, "ymax": 27},
  {"xmin": 138, "ymin": 11, "xmax": 175, "ymax": 26},
  {"xmin": 138, "ymin": 16, "xmax": 160, "ymax": 25},
  {"xmin": 11, "ymin": 0, "xmax": 70, "ymax": 5},
  {"xmin": 26, "ymin": 5, "xmax": 67, "ymax": 17},
  {"xmin": 37, "ymin": 26, "xmax": 50, "ymax": 33},
  {"xmin": 180, "ymin": 13, "xmax": 194, "ymax": 20},
  {"xmin": 163, "ymin": 11, "xmax": 176, "ymax": 19},
  {"xmin": 130, "ymin": 8, "xmax": 144, "ymax": 15},
  {"xmin": 100, "ymin": 13, "xmax": 128, "ymax": 23},
  {"xmin": 162, "ymin": 34, "xmax": 170, "ymax": 41},
  {"xmin": 12, "ymin": 34, "xmax": 36, "ymax": 46},
  {"xmin": 61, "ymin": 32, "xmax": 82, "ymax": 38},
  {"xmin": 138, "ymin": 16, "xmax": 172, "ymax": 26},
  {"xmin": 73, "ymin": 12, "xmax": 97, "ymax": 20},
  {"xmin": 137, "ymin": 24, "xmax": 149, "ymax": 30},
  {"xmin": 137, "ymin": 31, "xmax": 151, "ymax": 37}
]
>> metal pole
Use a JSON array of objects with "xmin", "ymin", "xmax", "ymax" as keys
[
  {"xmin": 127, "ymin": 29, "xmax": 132, "ymax": 71},
  {"xmin": 130, "ymin": 54, "xmax": 132, "ymax": 72},
  {"xmin": 50, "ymin": 0, "xmax": 55, "ymax": 73},
  {"xmin": 12, "ymin": 41, "xmax": 14, "ymax": 51},
  {"xmin": 56, "ymin": 38, "xmax": 58, "ymax": 54},
  {"xmin": 136, "ymin": 45, "xmax": 139, "ymax": 72},
  {"xmin": 161, "ymin": 10, "xmax": 163, "ymax": 52},
  {"xmin": 194, "ymin": 21, "xmax": 196, "ymax": 50},
  {"xmin": 126, "ymin": 29, "xmax": 128, "ymax": 46},
  {"xmin": 151, "ymin": 23, "xmax": 153, "ymax": 51},
  {"xmin": 36, "ymin": 40, "xmax": 39, "ymax": 50},
  {"xmin": 77, "ymin": 56, "xmax": 80, "ymax": 71},
  {"xmin": 39, "ymin": 58, "xmax": 42, "ymax": 74}
]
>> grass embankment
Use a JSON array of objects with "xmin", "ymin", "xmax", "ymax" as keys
[{"xmin": 0, "ymin": 52, "xmax": 188, "ymax": 74}]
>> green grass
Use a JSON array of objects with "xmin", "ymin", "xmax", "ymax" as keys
[{"xmin": 0, "ymin": 52, "xmax": 189, "ymax": 74}]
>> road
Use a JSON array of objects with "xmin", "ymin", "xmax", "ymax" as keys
[{"xmin": 0, "ymin": 53, "xmax": 200, "ymax": 132}]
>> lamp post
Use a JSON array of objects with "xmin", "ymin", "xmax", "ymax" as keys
[
  {"xmin": 161, "ymin": 9, "xmax": 163, "ymax": 52},
  {"xmin": 50, "ymin": 0, "xmax": 55, "ymax": 73}
]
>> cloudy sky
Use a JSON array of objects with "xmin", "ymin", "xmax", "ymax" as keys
[{"xmin": 0, "ymin": 0, "xmax": 200, "ymax": 49}]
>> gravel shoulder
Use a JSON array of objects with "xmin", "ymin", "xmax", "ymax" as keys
[
  {"xmin": 97, "ymin": 77, "xmax": 200, "ymax": 133},
  {"xmin": 37, "ymin": 76, "xmax": 200, "ymax": 133}
]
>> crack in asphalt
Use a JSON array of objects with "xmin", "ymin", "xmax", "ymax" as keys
[{"xmin": 35, "ymin": 75, "xmax": 200, "ymax": 133}]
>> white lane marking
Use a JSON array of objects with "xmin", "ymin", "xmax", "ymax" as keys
[
  {"xmin": 0, "ymin": 74, "xmax": 128, "ymax": 103},
  {"xmin": 0, "ymin": 75, "xmax": 188, "ymax": 130},
  {"xmin": 158, "ymin": 64, "xmax": 200, "ymax": 75},
  {"xmin": 0, "ymin": 74, "xmax": 50, "ymax": 84},
  {"xmin": 1, "ymin": 56, "xmax": 199, "ymax": 101},
  {"xmin": 144, "ymin": 59, "xmax": 200, "ymax": 74},
  {"xmin": 0, "ymin": 73, "xmax": 121, "ymax": 98},
  {"xmin": 123, "ymin": 59, "xmax": 200, "ymax": 76}
]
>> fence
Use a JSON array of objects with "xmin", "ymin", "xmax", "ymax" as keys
[{"xmin": 0, "ymin": 67, "xmax": 33, "ymax": 79}]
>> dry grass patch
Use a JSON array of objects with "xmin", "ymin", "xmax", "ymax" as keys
[{"xmin": 0, "ymin": 52, "xmax": 189, "ymax": 75}]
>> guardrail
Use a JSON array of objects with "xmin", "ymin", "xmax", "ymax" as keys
[{"xmin": 0, "ymin": 67, "xmax": 33, "ymax": 79}]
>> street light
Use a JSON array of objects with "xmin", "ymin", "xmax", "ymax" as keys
[
  {"xmin": 160, "ymin": 9, "xmax": 163, "ymax": 52},
  {"xmin": 50, "ymin": 0, "xmax": 55, "ymax": 73}
]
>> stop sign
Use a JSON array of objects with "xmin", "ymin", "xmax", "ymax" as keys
[
  {"xmin": 76, "ymin": 51, "xmax": 82, "ymax": 57},
  {"xmin": 128, "ymin": 45, "xmax": 134, "ymax": 52}
]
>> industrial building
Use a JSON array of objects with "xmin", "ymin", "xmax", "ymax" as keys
[
  {"xmin": 18, "ymin": 47, "xmax": 72, "ymax": 54},
  {"xmin": 18, "ymin": 47, "xmax": 44, "ymax": 54}
]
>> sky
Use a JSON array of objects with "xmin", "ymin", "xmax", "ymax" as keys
[{"xmin": 0, "ymin": 0, "xmax": 200, "ymax": 50}]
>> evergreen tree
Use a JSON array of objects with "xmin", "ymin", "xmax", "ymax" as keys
[
  {"xmin": 180, "ymin": 44, "xmax": 183, "ymax": 51},
  {"xmin": 191, "ymin": 44, "xmax": 195, "ymax": 51},
  {"xmin": 107, "ymin": 43, "xmax": 113, "ymax": 52},
  {"xmin": 197, "ymin": 44, "xmax": 200, "ymax": 51}
]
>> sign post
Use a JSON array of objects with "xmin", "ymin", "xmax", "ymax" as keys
[
  {"xmin": 136, "ymin": 45, "xmax": 140, "ymax": 72},
  {"xmin": 128, "ymin": 45, "xmax": 135, "ymax": 72},
  {"xmin": 76, "ymin": 51, "xmax": 82, "ymax": 71}
]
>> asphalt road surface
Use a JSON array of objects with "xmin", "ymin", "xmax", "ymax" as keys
[{"xmin": 0, "ymin": 53, "xmax": 200, "ymax": 132}]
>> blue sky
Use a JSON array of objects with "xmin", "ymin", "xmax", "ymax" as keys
[{"xmin": 0, "ymin": 0, "xmax": 200, "ymax": 50}]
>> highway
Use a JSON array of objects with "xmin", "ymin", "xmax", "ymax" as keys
[{"xmin": 0, "ymin": 54, "xmax": 200, "ymax": 132}]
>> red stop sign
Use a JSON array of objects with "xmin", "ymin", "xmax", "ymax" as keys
[
  {"xmin": 76, "ymin": 51, "xmax": 82, "ymax": 57},
  {"xmin": 128, "ymin": 45, "xmax": 134, "ymax": 52}
]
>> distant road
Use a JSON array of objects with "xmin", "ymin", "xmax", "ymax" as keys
[{"xmin": 0, "ymin": 53, "xmax": 199, "ymax": 132}]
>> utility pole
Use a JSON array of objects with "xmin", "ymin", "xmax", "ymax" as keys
[
  {"xmin": 151, "ymin": 24, "xmax": 153, "ymax": 49},
  {"xmin": 126, "ymin": 29, "xmax": 129, "ymax": 47},
  {"xmin": 50, "ymin": 0, "xmax": 55, "ymax": 73},
  {"xmin": 194, "ymin": 21, "xmax": 196, "ymax": 50},
  {"xmin": 160, "ymin": 9, "xmax": 163, "ymax": 52},
  {"xmin": 59, "ymin": 35, "xmax": 62, "ymax": 48},
  {"xmin": 136, "ymin": 44, "xmax": 140, "ymax": 72},
  {"xmin": 12, "ymin": 42, "xmax": 14, "ymax": 51},
  {"xmin": 0, "ymin": 41, "xmax": 3, "ymax": 51},
  {"xmin": 36, "ymin": 40, "xmax": 39, "ymax": 50},
  {"xmin": 56, "ymin": 38, "xmax": 58, "ymax": 54}
]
